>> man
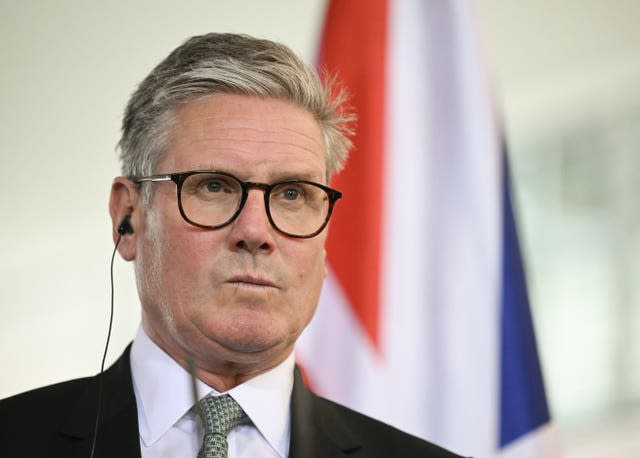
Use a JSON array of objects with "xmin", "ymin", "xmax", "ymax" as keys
[{"xmin": 0, "ymin": 33, "xmax": 463, "ymax": 457}]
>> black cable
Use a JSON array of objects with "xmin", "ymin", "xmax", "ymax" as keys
[{"xmin": 89, "ymin": 234, "xmax": 120, "ymax": 458}]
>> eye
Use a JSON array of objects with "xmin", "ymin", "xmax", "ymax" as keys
[
  {"xmin": 282, "ymin": 187, "xmax": 301, "ymax": 200},
  {"xmin": 197, "ymin": 175, "xmax": 236, "ymax": 194},
  {"xmin": 204, "ymin": 180, "xmax": 223, "ymax": 193},
  {"xmin": 271, "ymin": 182, "xmax": 317, "ymax": 208},
  {"xmin": 183, "ymin": 173, "xmax": 240, "ymax": 198}
]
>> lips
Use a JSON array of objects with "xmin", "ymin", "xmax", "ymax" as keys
[{"xmin": 227, "ymin": 275, "xmax": 277, "ymax": 288}]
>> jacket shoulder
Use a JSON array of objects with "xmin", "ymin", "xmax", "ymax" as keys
[
  {"xmin": 0, "ymin": 346, "xmax": 138, "ymax": 457},
  {"xmin": 1, "ymin": 376, "xmax": 92, "ymax": 413},
  {"xmin": 0, "ymin": 377, "xmax": 94, "ymax": 456}
]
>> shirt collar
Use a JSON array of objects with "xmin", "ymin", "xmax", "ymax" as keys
[
  {"xmin": 130, "ymin": 325, "xmax": 293, "ymax": 457},
  {"xmin": 227, "ymin": 350, "xmax": 293, "ymax": 457}
]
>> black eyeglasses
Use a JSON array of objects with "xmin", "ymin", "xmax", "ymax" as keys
[{"xmin": 135, "ymin": 170, "xmax": 342, "ymax": 238}]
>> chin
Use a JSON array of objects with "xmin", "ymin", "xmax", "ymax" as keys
[
  {"xmin": 209, "ymin": 316, "xmax": 292, "ymax": 351},
  {"xmin": 194, "ymin": 305, "xmax": 303, "ymax": 358},
  {"xmin": 209, "ymin": 333, "xmax": 292, "ymax": 369},
  {"xmin": 224, "ymin": 336, "xmax": 281, "ymax": 354}
]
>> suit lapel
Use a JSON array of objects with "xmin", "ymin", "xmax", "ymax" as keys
[
  {"xmin": 59, "ymin": 345, "xmax": 141, "ymax": 458},
  {"xmin": 288, "ymin": 367, "xmax": 362, "ymax": 458}
]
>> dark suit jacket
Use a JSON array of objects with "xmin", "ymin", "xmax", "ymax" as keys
[{"xmin": 0, "ymin": 347, "xmax": 463, "ymax": 457}]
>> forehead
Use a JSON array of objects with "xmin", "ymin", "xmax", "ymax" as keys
[{"xmin": 162, "ymin": 93, "xmax": 326, "ymax": 181}]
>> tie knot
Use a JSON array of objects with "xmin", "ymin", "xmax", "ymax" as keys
[{"xmin": 197, "ymin": 394, "xmax": 248, "ymax": 437}]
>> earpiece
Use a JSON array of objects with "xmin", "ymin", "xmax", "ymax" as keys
[
  {"xmin": 117, "ymin": 215, "xmax": 134, "ymax": 235},
  {"xmin": 95, "ymin": 214, "xmax": 131, "ymax": 457}
]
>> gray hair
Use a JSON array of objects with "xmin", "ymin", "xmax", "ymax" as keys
[{"xmin": 118, "ymin": 33, "xmax": 353, "ymax": 195}]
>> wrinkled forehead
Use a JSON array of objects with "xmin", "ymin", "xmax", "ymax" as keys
[
  {"xmin": 159, "ymin": 94, "xmax": 327, "ymax": 180},
  {"xmin": 175, "ymin": 95, "xmax": 323, "ymax": 148}
]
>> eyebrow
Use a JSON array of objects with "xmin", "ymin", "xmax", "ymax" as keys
[
  {"xmin": 268, "ymin": 171, "xmax": 324, "ymax": 183},
  {"xmin": 189, "ymin": 167, "xmax": 325, "ymax": 184}
]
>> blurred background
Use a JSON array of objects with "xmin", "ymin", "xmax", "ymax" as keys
[{"xmin": 1, "ymin": 1, "xmax": 638, "ymax": 456}]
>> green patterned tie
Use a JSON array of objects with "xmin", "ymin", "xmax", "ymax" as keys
[{"xmin": 197, "ymin": 394, "xmax": 248, "ymax": 458}]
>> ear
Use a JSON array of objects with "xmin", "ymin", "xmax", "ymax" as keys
[{"xmin": 109, "ymin": 177, "xmax": 140, "ymax": 261}]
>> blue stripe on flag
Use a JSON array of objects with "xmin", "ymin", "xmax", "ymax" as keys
[{"xmin": 500, "ymin": 153, "xmax": 551, "ymax": 447}]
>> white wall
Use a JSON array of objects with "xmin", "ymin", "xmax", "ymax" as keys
[{"xmin": 477, "ymin": 0, "xmax": 640, "ymax": 143}]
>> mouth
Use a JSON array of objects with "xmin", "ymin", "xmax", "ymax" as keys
[{"xmin": 227, "ymin": 275, "xmax": 278, "ymax": 289}]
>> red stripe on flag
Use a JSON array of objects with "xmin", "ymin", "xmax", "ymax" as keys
[{"xmin": 319, "ymin": 0, "xmax": 388, "ymax": 349}]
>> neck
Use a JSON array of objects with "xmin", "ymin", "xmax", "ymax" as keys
[{"xmin": 142, "ymin": 322, "xmax": 293, "ymax": 392}]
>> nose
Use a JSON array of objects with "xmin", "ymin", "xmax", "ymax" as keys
[{"xmin": 226, "ymin": 189, "xmax": 275, "ymax": 254}]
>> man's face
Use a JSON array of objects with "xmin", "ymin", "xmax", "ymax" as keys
[{"xmin": 131, "ymin": 94, "xmax": 328, "ymax": 376}]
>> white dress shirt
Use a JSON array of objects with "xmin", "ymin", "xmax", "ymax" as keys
[{"xmin": 130, "ymin": 326, "xmax": 293, "ymax": 458}]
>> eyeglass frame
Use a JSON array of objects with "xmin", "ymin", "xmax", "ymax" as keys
[{"xmin": 134, "ymin": 170, "xmax": 343, "ymax": 239}]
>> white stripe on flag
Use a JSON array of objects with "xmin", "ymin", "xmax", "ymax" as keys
[{"xmin": 382, "ymin": 0, "xmax": 500, "ymax": 454}]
